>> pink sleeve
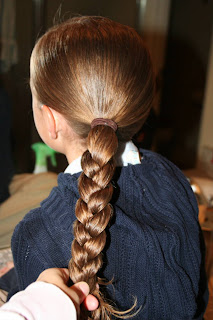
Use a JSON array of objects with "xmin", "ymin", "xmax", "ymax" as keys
[{"xmin": 0, "ymin": 282, "xmax": 77, "ymax": 320}]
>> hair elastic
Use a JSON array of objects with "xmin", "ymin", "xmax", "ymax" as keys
[{"xmin": 91, "ymin": 118, "xmax": 118, "ymax": 131}]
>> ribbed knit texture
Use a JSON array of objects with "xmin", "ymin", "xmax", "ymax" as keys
[{"xmin": 11, "ymin": 150, "xmax": 207, "ymax": 319}]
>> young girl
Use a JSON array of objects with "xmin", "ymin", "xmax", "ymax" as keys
[{"xmin": 11, "ymin": 16, "xmax": 207, "ymax": 319}]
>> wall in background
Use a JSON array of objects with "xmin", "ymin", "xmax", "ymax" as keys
[
  {"xmin": 1, "ymin": 0, "xmax": 33, "ymax": 173},
  {"xmin": 197, "ymin": 26, "xmax": 213, "ymax": 176},
  {"xmin": 46, "ymin": 0, "xmax": 137, "ymax": 29},
  {"xmin": 157, "ymin": 0, "xmax": 213, "ymax": 169},
  {"xmin": 136, "ymin": 0, "xmax": 171, "ymax": 116}
]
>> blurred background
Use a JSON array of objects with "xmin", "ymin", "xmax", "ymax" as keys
[
  {"xmin": 1, "ymin": 0, "xmax": 213, "ymax": 174},
  {"xmin": 0, "ymin": 1, "xmax": 213, "ymax": 317}
]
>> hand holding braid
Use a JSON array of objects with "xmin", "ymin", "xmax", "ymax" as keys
[{"xmin": 69, "ymin": 124, "xmax": 118, "ymax": 319}]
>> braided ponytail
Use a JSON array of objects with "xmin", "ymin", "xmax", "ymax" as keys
[{"xmin": 69, "ymin": 125, "xmax": 119, "ymax": 319}]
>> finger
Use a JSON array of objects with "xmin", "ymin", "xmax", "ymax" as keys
[
  {"xmin": 70, "ymin": 281, "xmax": 90, "ymax": 305},
  {"xmin": 84, "ymin": 294, "xmax": 99, "ymax": 311}
]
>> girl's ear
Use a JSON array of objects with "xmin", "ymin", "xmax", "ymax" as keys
[{"xmin": 41, "ymin": 105, "xmax": 57, "ymax": 139}]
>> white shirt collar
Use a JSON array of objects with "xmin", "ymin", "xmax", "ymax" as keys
[{"xmin": 64, "ymin": 141, "xmax": 141, "ymax": 175}]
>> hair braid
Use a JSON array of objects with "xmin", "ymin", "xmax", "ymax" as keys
[{"xmin": 69, "ymin": 125, "xmax": 119, "ymax": 319}]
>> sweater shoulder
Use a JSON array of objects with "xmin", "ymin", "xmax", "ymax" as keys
[
  {"xmin": 116, "ymin": 149, "xmax": 198, "ymax": 226},
  {"xmin": 141, "ymin": 149, "xmax": 187, "ymax": 178},
  {"xmin": 143, "ymin": 149, "xmax": 198, "ymax": 210},
  {"xmin": 11, "ymin": 173, "xmax": 80, "ymax": 273},
  {"xmin": 16, "ymin": 172, "xmax": 79, "ymax": 225}
]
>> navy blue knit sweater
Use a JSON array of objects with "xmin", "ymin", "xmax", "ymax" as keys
[{"xmin": 11, "ymin": 150, "xmax": 207, "ymax": 319}]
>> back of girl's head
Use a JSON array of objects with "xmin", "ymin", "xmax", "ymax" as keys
[
  {"xmin": 31, "ymin": 16, "xmax": 155, "ymax": 141},
  {"xmin": 31, "ymin": 16, "xmax": 155, "ymax": 320}
]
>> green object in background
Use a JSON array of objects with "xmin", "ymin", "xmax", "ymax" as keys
[{"xmin": 31, "ymin": 142, "xmax": 57, "ymax": 173}]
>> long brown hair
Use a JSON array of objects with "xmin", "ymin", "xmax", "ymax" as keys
[{"xmin": 31, "ymin": 16, "xmax": 155, "ymax": 319}]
